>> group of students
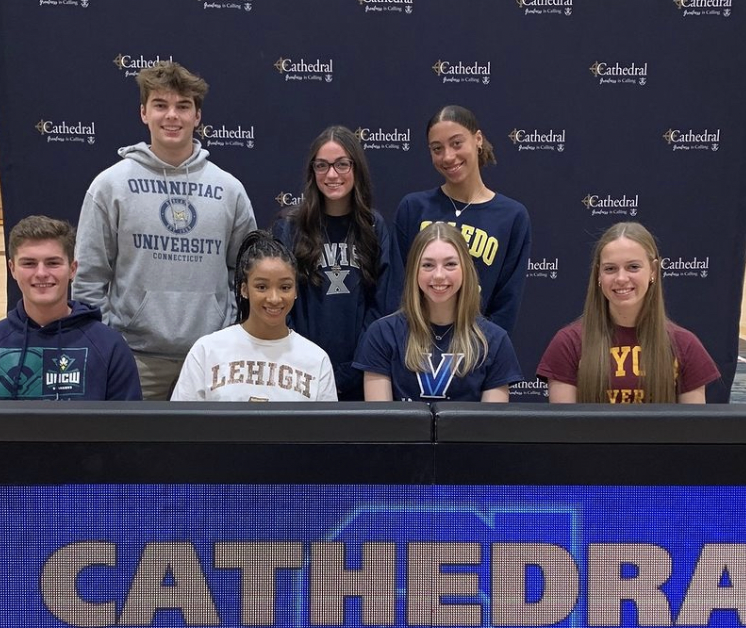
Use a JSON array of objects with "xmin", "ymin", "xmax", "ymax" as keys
[{"xmin": 0, "ymin": 61, "xmax": 720, "ymax": 403}]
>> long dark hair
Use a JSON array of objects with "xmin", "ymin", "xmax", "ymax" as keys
[
  {"xmin": 234, "ymin": 230, "xmax": 297, "ymax": 324},
  {"xmin": 289, "ymin": 125, "xmax": 380, "ymax": 288}
]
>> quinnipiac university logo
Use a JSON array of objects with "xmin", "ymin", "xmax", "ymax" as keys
[
  {"xmin": 113, "ymin": 54, "xmax": 174, "ymax": 78},
  {"xmin": 160, "ymin": 198, "xmax": 198, "ymax": 235},
  {"xmin": 36, "ymin": 118, "xmax": 96, "ymax": 145},
  {"xmin": 589, "ymin": 61, "xmax": 648, "ymax": 86},
  {"xmin": 508, "ymin": 127, "xmax": 566, "ymax": 152},
  {"xmin": 195, "ymin": 122, "xmax": 255, "ymax": 149},
  {"xmin": 582, "ymin": 193, "xmax": 639, "ymax": 217},
  {"xmin": 199, "ymin": 0, "xmax": 254, "ymax": 12},
  {"xmin": 432, "ymin": 59, "xmax": 491, "ymax": 85},
  {"xmin": 355, "ymin": 126, "xmax": 411, "ymax": 151},
  {"xmin": 357, "ymin": 0, "xmax": 414, "ymax": 14},
  {"xmin": 661, "ymin": 254, "xmax": 711, "ymax": 279},
  {"xmin": 662, "ymin": 128, "xmax": 720, "ymax": 151},
  {"xmin": 274, "ymin": 57, "xmax": 334, "ymax": 83},
  {"xmin": 673, "ymin": 0, "xmax": 731, "ymax": 17},
  {"xmin": 516, "ymin": 0, "xmax": 572, "ymax": 16}
]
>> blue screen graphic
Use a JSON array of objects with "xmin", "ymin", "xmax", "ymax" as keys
[{"xmin": 1, "ymin": 485, "xmax": 744, "ymax": 627}]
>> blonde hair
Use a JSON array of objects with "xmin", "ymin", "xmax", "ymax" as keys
[
  {"xmin": 577, "ymin": 222, "xmax": 676, "ymax": 402},
  {"xmin": 402, "ymin": 222, "xmax": 488, "ymax": 376}
]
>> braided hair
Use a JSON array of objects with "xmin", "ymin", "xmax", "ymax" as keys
[{"xmin": 234, "ymin": 230, "xmax": 298, "ymax": 324}]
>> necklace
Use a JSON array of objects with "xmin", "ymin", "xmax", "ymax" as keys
[
  {"xmin": 446, "ymin": 194, "xmax": 472, "ymax": 218},
  {"xmin": 432, "ymin": 323, "xmax": 454, "ymax": 341}
]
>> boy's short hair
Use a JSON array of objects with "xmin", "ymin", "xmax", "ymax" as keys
[
  {"xmin": 135, "ymin": 61, "xmax": 209, "ymax": 111},
  {"xmin": 8, "ymin": 215, "xmax": 76, "ymax": 262}
]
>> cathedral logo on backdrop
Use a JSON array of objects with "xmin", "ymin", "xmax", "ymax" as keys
[
  {"xmin": 661, "ymin": 254, "xmax": 711, "ymax": 279},
  {"xmin": 195, "ymin": 123, "xmax": 255, "ymax": 150},
  {"xmin": 198, "ymin": 0, "xmax": 254, "ymax": 12},
  {"xmin": 274, "ymin": 57, "xmax": 334, "ymax": 83},
  {"xmin": 35, "ymin": 118, "xmax": 96, "ymax": 146},
  {"xmin": 526, "ymin": 257, "xmax": 560, "ymax": 280},
  {"xmin": 355, "ymin": 126, "xmax": 411, "ymax": 151},
  {"xmin": 673, "ymin": 0, "xmax": 732, "ymax": 17},
  {"xmin": 510, "ymin": 378, "xmax": 549, "ymax": 399},
  {"xmin": 357, "ymin": 0, "xmax": 414, "ymax": 14},
  {"xmin": 113, "ymin": 54, "xmax": 174, "ymax": 79},
  {"xmin": 582, "ymin": 193, "xmax": 640, "ymax": 217},
  {"xmin": 589, "ymin": 61, "xmax": 648, "ymax": 86},
  {"xmin": 275, "ymin": 192, "xmax": 304, "ymax": 208},
  {"xmin": 38, "ymin": 0, "xmax": 91, "ymax": 8},
  {"xmin": 662, "ymin": 128, "xmax": 721, "ymax": 151},
  {"xmin": 431, "ymin": 60, "xmax": 491, "ymax": 85},
  {"xmin": 508, "ymin": 128, "xmax": 566, "ymax": 152},
  {"xmin": 516, "ymin": 0, "xmax": 572, "ymax": 16}
]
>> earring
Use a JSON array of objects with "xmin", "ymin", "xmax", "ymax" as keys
[
  {"xmin": 598, "ymin": 279, "xmax": 601, "ymax": 287},
  {"xmin": 650, "ymin": 277, "xmax": 655, "ymax": 285},
  {"xmin": 478, "ymin": 146, "xmax": 483, "ymax": 155}
]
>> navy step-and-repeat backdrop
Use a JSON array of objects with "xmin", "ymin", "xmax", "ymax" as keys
[{"xmin": 0, "ymin": 0, "xmax": 744, "ymax": 401}]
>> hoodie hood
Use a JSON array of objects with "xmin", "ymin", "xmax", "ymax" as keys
[
  {"xmin": 117, "ymin": 139, "xmax": 209, "ymax": 172},
  {"xmin": 8, "ymin": 299, "xmax": 102, "ymax": 333}
]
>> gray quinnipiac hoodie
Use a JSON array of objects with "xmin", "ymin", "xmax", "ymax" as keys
[{"xmin": 72, "ymin": 140, "xmax": 257, "ymax": 359}]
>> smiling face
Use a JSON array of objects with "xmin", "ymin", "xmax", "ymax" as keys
[
  {"xmin": 427, "ymin": 120, "xmax": 483, "ymax": 189},
  {"xmin": 598, "ymin": 236, "xmax": 656, "ymax": 326},
  {"xmin": 140, "ymin": 89, "xmax": 201, "ymax": 165},
  {"xmin": 417, "ymin": 239, "xmax": 463, "ymax": 318},
  {"xmin": 241, "ymin": 257, "xmax": 297, "ymax": 340},
  {"xmin": 313, "ymin": 140, "xmax": 355, "ymax": 214},
  {"xmin": 9, "ymin": 239, "xmax": 77, "ymax": 326}
]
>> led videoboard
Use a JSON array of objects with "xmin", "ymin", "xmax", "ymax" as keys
[{"xmin": 4, "ymin": 483, "xmax": 744, "ymax": 628}]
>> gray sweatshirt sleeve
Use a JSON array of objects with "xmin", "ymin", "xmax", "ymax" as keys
[
  {"xmin": 72, "ymin": 185, "xmax": 119, "ymax": 324},
  {"xmin": 224, "ymin": 186, "xmax": 257, "ymax": 321}
]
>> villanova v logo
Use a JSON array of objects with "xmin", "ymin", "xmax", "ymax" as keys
[{"xmin": 417, "ymin": 353, "xmax": 464, "ymax": 399}]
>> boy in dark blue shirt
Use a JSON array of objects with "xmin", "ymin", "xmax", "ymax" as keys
[{"xmin": 0, "ymin": 215, "xmax": 141, "ymax": 399}]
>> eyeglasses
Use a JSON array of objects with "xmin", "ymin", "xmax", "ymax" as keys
[{"xmin": 312, "ymin": 158, "xmax": 354, "ymax": 174}]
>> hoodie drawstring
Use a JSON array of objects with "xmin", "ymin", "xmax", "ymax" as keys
[{"xmin": 11, "ymin": 317, "xmax": 30, "ymax": 400}]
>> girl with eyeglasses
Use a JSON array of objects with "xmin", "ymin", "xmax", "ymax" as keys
[
  {"xmin": 394, "ymin": 105, "xmax": 531, "ymax": 336},
  {"xmin": 273, "ymin": 126, "xmax": 399, "ymax": 400}
]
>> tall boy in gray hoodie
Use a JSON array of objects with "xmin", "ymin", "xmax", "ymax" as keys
[{"xmin": 73, "ymin": 61, "xmax": 256, "ymax": 399}]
